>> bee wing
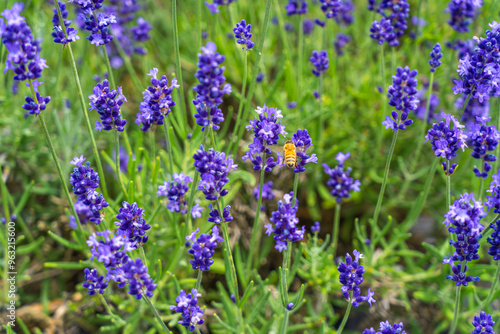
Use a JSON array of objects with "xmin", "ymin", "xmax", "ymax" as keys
[
  {"xmin": 268, "ymin": 145, "xmax": 283, "ymax": 153},
  {"xmin": 296, "ymin": 145, "xmax": 313, "ymax": 154}
]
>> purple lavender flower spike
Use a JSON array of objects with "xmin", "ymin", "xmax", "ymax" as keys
[
  {"xmin": 115, "ymin": 201, "xmax": 151, "ymax": 248},
  {"xmin": 467, "ymin": 116, "xmax": 500, "ymax": 178},
  {"xmin": 52, "ymin": 2, "xmax": 80, "ymax": 44},
  {"xmin": 486, "ymin": 171, "xmax": 500, "ymax": 214},
  {"xmin": 368, "ymin": 0, "xmax": 409, "ymax": 46},
  {"xmin": 208, "ymin": 203, "xmax": 233, "ymax": 224},
  {"xmin": 82, "ymin": 268, "xmax": 108, "ymax": 295},
  {"xmin": 338, "ymin": 250, "xmax": 376, "ymax": 307},
  {"xmin": 425, "ymin": 113, "xmax": 467, "ymax": 169},
  {"xmin": 170, "ymin": 289, "xmax": 205, "ymax": 331},
  {"xmin": 233, "ymin": 19, "xmax": 254, "ymax": 50},
  {"xmin": 335, "ymin": 0, "xmax": 355, "ymax": 26},
  {"xmin": 471, "ymin": 311, "xmax": 495, "ymax": 334},
  {"xmin": 487, "ymin": 220, "xmax": 500, "ymax": 261},
  {"xmin": 303, "ymin": 19, "xmax": 314, "ymax": 35},
  {"xmin": 87, "ymin": 230, "xmax": 133, "ymax": 267},
  {"xmin": 370, "ymin": 18, "xmax": 397, "ymax": 46},
  {"xmin": 446, "ymin": 0, "xmax": 482, "ymax": 33},
  {"xmin": 384, "ymin": 66, "xmax": 419, "ymax": 131},
  {"xmin": 319, "ymin": 0, "xmax": 342, "ymax": 19},
  {"xmin": 136, "ymin": 68, "xmax": 179, "ymax": 132},
  {"xmin": 290, "ymin": 129, "xmax": 318, "ymax": 173},
  {"xmin": 69, "ymin": 155, "xmax": 109, "ymax": 224},
  {"xmin": 429, "ymin": 43, "xmax": 442, "ymax": 72},
  {"xmin": 186, "ymin": 225, "xmax": 223, "ymax": 271},
  {"xmin": 193, "ymin": 42, "xmax": 231, "ymax": 131},
  {"xmin": 89, "ymin": 80, "xmax": 127, "ymax": 132},
  {"xmin": 69, "ymin": 0, "xmax": 115, "ymax": 46},
  {"xmin": 242, "ymin": 105, "xmax": 287, "ymax": 172},
  {"xmin": 265, "ymin": 192, "xmax": 305, "ymax": 252},
  {"xmin": 193, "ymin": 145, "xmax": 237, "ymax": 200},
  {"xmin": 309, "ymin": 50, "xmax": 329, "ymax": 77},
  {"xmin": 1, "ymin": 3, "xmax": 48, "ymax": 81},
  {"xmin": 311, "ymin": 221, "xmax": 320, "ymax": 233},
  {"xmin": 157, "ymin": 173, "xmax": 193, "ymax": 214},
  {"xmin": 443, "ymin": 193, "xmax": 485, "ymax": 286},
  {"xmin": 22, "ymin": 81, "xmax": 51, "ymax": 116},
  {"xmin": 120, "ymin": 258, "xmax": 156, "ymax": 299},
  {"xmin": 285, "ymin": 0, "xmax": 308, "ymax": 16},
  {"xmin": 363, "ymin": 322, "xmax": 407, "ymax": 334},
  {"xmin": 323, "ymin": 151, "xmax": 361, "ymax": 203}
]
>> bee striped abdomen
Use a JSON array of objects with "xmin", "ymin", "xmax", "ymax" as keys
[{"xmin": 285, "ymin": 155, "xmax": 296, "ymax": 168}]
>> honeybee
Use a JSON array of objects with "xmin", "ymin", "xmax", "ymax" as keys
[{"xmin": 269, "ymin": 140, "xmax": 310, "ymax": 169}]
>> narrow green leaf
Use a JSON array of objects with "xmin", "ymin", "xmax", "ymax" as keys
[
  {"xmin": 44, "ymin": 261, "xmax": 88, "ymax": 269},
  {"xmin": 14, "ymin": 180, "xmax": 34, "ymax": 215},
  {"xmin": 238, "ymin": 280, "xmax": 254, "ymax": 309},
  {"xmin": 17, "ymin": 237, "xmax": 45, "ymax": 255},
  {"xmin": 214, "ymin": 313, "xmax": 238, "ymax": 333},
  {"xmin": 48, "ymin": 231, "xmax": 83, "ymax": 250}
]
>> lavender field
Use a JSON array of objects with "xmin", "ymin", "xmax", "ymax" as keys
[{"xmin": 1, "ymin": 0, "xmax": 500, "ymax": 333}]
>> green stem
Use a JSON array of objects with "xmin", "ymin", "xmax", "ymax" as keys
[
  {"xmin": 0, "ymin": 166, "xmax": 11, "ymax": 221},
  {"xmin": 332, "ymin": 203, "xmax": 341, "ymax": 258},
  {"xmin": 246, "ymin": 162, "xmax": 266, "ymax": 271},
  {"xmin": 371, "ymin": 130, "xmax": 399, "ymax": 236},
  {"xmin": 217, "ymin": 198, "xmax": 239, "ymax": 299},
  {"xmin": 336, "ymin": 298, "xmax": 353, "ymax": 334},
  {"xmin": 172, "ymin": 0, "xmax": 188, "ymax": 134},
  {"xmin": 481, "ymin": 214, "xmax": 500, "ymax": 238},
  {"xmin": 458, "ymin": 94, "xmax": 472, "ymax": 119},
  {"xmin": 377, "ymin": 44, "xmax": 387, "ymax": 150},
  {"xmin": 230, "ymin": 51, "xmax": 248, "ymax": 156},
  {"xmin": 292, "ymin": 173, "xmax": 299, "ymax": 207},
  {"xmin": 198, "ymin": 0, "xmax": 203, "ymax": 50},
  {"xmin": 448, "ymin": 286, "xmax": 461, "ymax": 334},
  {"xmin": 143, "ymin": 295, "xmax": 171, "ymax": 332},
  {"xmin": 479, "ymin": 177, "xmax": 485, "ymax": 201},
  {"xmin": 195, "ymin": 270, "xmax": 203, "ymax": 291},
  {"xmin": 140, "ymin": 246, "xmax": 148, "ymax": 268},
  {"xmin": 233, "ymin": 0, "xmax": 272, "ymax": 154},
  {"xmin": 163, "ymin": 118, "xmax": 174, "ymax": 176},
  {"xmin": 54, "ymin": 1, "xmax": 109, "ymax": 200},
  {"xmin": 279, "ymin": 242, "xmax": 292, "ymax": 334},
  {"xmin": 101, "ymin": 44, "xmax": 116, "ymax": 90},
  {"xmin": 115, "ymin": 131, "xmax": 128, "ymax": 198},
  {"xmin": 98, "ymin": 294, "xmax": 116, "ymax": 318}
]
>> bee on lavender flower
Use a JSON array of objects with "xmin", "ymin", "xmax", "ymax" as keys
[
  {"xmin": 268, "ymin": 129, "xmax": 317, "ymax": 172},
  {"xmin": 269, "ymin": 140, "xmax": 309, "ymax": 169}
]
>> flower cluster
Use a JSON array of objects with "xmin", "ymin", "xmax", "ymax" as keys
[
  {"xmin": 115, "ymin": 202, "xmax": 151, "ymax": 248},
  {"xmin": 319, "ymin": 0, "xmax": 342, "ymax": 19},
  {"xmin": 22, "ymin": 81, "xmax": 51, "ymax": 116},
  {"xmin": 468, "ymin": 117, "xmax": 500, "ymax": 178},
  {"xmin": 309, "ymin": 50, "xmax": 329, "ymax": 77},
  {"xmin": 471, "ymin": 311, "xmax": 495, "ymax": 334},
  {"xmin": 205, "ymin": 0, "xmax": 237, "ymax": 14},
  {"xmin": 363, "ymin": 322, "xmax": 407, "ymax": 334},
  {"xmin": 69, "ymin": 155, "xmax": 109, "ymax": 224},
  {"xmin": 208, "ymin": 204, "xmax": 233, "ymax": 224},
  {"xmin": 233, "ymin": 19, "xmax": 254, "ymax": 50},
  {"xmin": 0, "ymin": 3, "xmax": 48, "ymax": 81},
  {"xmin": 446, "ymin": 0, "xmax": 482, "ymax": 33},
  {"xmin": 285, "ymin": 0, "xmax": 308, "ymax": 16},
  {"xmin": 69, "ymin": 199, "xmax": 94, "ymax": 229},
  {"xmin": 193, "ymin": 145, "xmax": 237, "ymax": 201},
  {"xmin": 105, "ymin": 0, "xmax": 152, "ymax": 67},
  {"xmin": 453, "ymin": 22, "xmax": 500, "ymax": 101},
  {"xmin": 447, "ymin": 38, "xmax": 475, "ymax": 61},
  {"xmin": 82, "ymin": 268, "xmax": 108, "ymax": 295},
  {"xmin": 322, "ymin": 152, "xmax": 361, "ymax": 203},
  {"xmin": 69, "ymin": 0, "xmax": 115, "ymax": 46},
  {"xmin": 84, "ymin": 230, "xmax": 156, "ymax": 299},
  {"xmin": 192, "ymin": 42, "xmax": 232, "ymax": 131},
  {"xmin": 135, "ymin": 68, "xmax": 179, "ymax": 131},
  {"xmin": 303, "ymin": 19, "xmax": 314, "ymax": 35},
  {"xmin": 89, "ymin": 80, "xmax": 127, "ymax": 132},
  {"xmin": 186, "ymin": 226, "xmax": 223, "ymax": 271},
  {"xmin": 242, "ymin": 105, "xmax": 287, "ymax": 172},
  {"xmin": 368, "ymin": 0, "xmax": 410, "ymax": 46},
  {"xmin": 52, "ymin": 2, "xmax": 79, "ymax": 44},
  {"xmin": 169, "ymin": 289, "xmax": 205, "ymax": 331},
  {"xmin": 334, "ymin": 0, "xmax": 355, "ymax": 26},
  {"xmin": 290, "ymin": 129, "xmax": 318, "ymax": 173},
  {"xmin": 253, "ymin": 181, "xmax": 275, "ymax": 211},
  {"xmin": 311, "ymin": 221, "xmax": 320, "ymax": 233},
  {"xmin": 383, "ymin": 66, "xmax": 419, "ymax": 131},
  {"xmin": 425, "ymin": 113, "xmax": 467, "ymax": 175},
  {"xmin": 338, "ymin": 250, "xmax": 376, "ymax": 307},
  {"xmin": 429, "ymin": 43, "xmax": 442, "ymax": 72},
  {"xmin": 487, "ymin": 220, "xmax": 500, "ymax": 261},
  {"xmin": 157, "ymin": 173, "xmax": 193, "ymax": 214},
  {"xmin": 443, "ymin": 193, "xmax": 486, "ymax": 286},
  {"xmin": 265, "ymin": 192, "xmax": 305, "ymax": 252},
  {"xmin": 334, "ymin": 33, "xmax": 351, "ymax": 56}
]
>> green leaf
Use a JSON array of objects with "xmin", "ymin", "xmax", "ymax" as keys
[
  {"xmin": 17, "ymin": 236, "xmax": 45, "ymax": 255},
  {"xmin": 44, "ymin": 261, "xmax": 88, "ymax": 269},
  {"xmin": 48, "ymin": 231, "xmax": 83, "ymax": 250},
  {"xmin": 238, "ymin": 280, "xmax": 254, "ymax": 309}
]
